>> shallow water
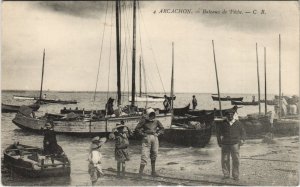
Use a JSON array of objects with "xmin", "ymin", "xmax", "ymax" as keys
[{"xmin": 1, "ymin": 90, "xmax": 276, "ymax": 185}]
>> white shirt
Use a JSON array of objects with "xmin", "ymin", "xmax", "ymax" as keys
[{"xmin": 88, "ymin": 150, "xmax": 102, "ymax": 165}]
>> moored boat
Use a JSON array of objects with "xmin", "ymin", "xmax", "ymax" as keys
[
  {"xmin": 12, "ymin": 106, "xmax": 172, "ymax": 137},
  {"xmin": 231, "ymin": 100, "xmax": 259, "ymax": 106},
  {"xmin": 2, "ymin": 103, "xmax": 40, "ymax": 113},
  {"xmin": 163, "ymin": 125, "xmax": 212, "ymax": 147},
  {"xmin": 3, "ymin": 143, "xmax": 70, "ymax": 177},
  {"xmin": 211, "ymin": 95, "xmax": 243, "ymax": 101}
]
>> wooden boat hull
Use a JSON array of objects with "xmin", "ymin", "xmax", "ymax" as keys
[
  {"xmin": 231, "ymin": 100, "xmax": 259, "ymax": 106},
  {"xmin": 162, "ymin": 126, "xmax": 212, "ymax": 147},
  {"xmin": 3, "ymin": 144, "xmax": 70, "ymax": 178},
  {"xmin": 12, "ymin": 112, "xmax": 172, "ymax": 137},
  {"xmin": 129, "ymin": 96, "xmax": 165, "ymax": 102},
  {"xmin": 147, "ymin": 95, "xmax": 176, "ymax": 100},
  {"xmin": 238, "ymin": 114, "xmax": 271, "ymax": 138},
  {"xmin": 38, "ymin": 99, "xmax": 77, "ymax": 104},
  {"xmin": 13, "ymin": 95, "xmax": 37, "ymax": 100},
  {"xmin": 2, "ymin": 103, "xmax": 40, "ymax": 113},
  {"xmin": 212, "ymin": 96, "xmax": 243, "ymax": 101}
]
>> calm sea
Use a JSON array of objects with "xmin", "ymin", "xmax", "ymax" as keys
[{"xmin": 1, "ymin": 90, "xmax": 275, "ymax": 185}]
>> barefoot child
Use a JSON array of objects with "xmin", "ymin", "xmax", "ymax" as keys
[
  {"xmin": 88, "ymin": 136, "xmax": 107, "ymax": 185},
  {"xmin": 109, "ymin": 121, "xmax": 133, "ymax": 178}
]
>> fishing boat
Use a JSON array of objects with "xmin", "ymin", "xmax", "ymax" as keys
[
  {"xmin": 2, "ymin": 103, "xmax": 40, "ymax": 113},
  {"xmin": 13, "ymin": 95, "xmax": 37, "ymax": 100},
  {"xmin": 13, "ymin": 50, "xmax": 77, "ymax": 105},
  {"xmin": 231, "ymin": 100, "xmax": 259, "ymax": 106},
  {"xmin": 3, "ymin": 143, "xmax": 70, "ymax": 177},
  {"xmin": 12, "ymin": 0, "xmax": 172, "ymax": 137},
  {"xmin": 163, "ymin": 125, "xmax": 212, "ymax": 147},
  {"xmin": 211, "ymin": 95, "xmax": 243, "ymax": 101},
  {"xmin": 129, "ymin": 96, "xmax": 164, "ymax": 102},
  {"xmin": 12, "ymin": 106, "xmax": 171, "ymax": 137},
  {"xmin": 38, "ymin": 99, "xmax": 77, "ymax": 105}
]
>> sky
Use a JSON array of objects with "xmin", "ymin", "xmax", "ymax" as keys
[{"xmin": 2, "ymin": 1, "xmax": 299, "ymax": 95}]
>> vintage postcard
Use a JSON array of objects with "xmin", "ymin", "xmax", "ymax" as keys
[{"xmin": 1, "ymin": 0, "xmax": 299, "ymax": 186}]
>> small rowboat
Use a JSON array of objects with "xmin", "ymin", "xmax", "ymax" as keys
[{"xmin": 3, "ymin": 143, "xmax": 71, "ymax": 177}]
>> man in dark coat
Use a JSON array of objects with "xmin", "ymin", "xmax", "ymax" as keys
[
  {"xmin": 192, "ymin": 95, "xmax": 197, "ymax": 110},
  {"xmin": 216, "ymin": 107, "xmax": 246, "ymax": 181}
]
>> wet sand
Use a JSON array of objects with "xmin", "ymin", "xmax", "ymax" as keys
[{"xmin": 100, "ymin": 136, "xmax": 299, "ymax": 186}]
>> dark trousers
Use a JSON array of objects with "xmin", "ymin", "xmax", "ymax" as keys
[{"xmin": 221, "ymin": 144, "xmax": 240, "ymax": 179}]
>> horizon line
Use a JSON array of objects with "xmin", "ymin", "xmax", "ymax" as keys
[{"xmin": 1, "ymin": 89, "xmax": 297, "ymax": 96}]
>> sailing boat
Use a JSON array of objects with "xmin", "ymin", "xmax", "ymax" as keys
[
  {"xmin": 12, "ymin": 0, "xmax": 172, "ymax": 136},
  {"xmin": 12, "ymin": 50, "xmax": 77, "ymax": 105}
]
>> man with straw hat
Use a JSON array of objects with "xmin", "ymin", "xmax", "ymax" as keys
[
  {"xmin": 88, "ymin": 136, "xmax": 106, "ymax": 185},
  {"xmin": 216, "ymin": 106, "xmax": 246, "ymax": 181},
  {"xmin": 135, "ymin": 107, "xmax": 164, "ymax": 178}
]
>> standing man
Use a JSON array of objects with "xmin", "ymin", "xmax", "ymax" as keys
[
  {"xmin": 135, "ymin": 108, "xmax": 164, "ymax": 178},
  {"xmin": 192, "ymin": 95, "xmax": 198, "ymax": 110},
  {"xmin": 216, "ymin": 107, "xmax": 246, "ymax": 181}
]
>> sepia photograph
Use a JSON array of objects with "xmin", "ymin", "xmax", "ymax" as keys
[{"xmin": 1, "ymin": 0, "xmax": 299, "ymax": 186}]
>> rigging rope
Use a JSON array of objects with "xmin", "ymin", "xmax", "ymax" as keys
[
  {"xmin": 93, "ymin": 1, "xmax": 109, "ymax": 103},
  {"xmin": 138, "ymin": 4, "xmax": 166, "ymax": 94}
]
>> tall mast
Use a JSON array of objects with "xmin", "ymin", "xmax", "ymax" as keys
[
  {"xmin": 264, "ymin": 47, "xmax": 267, "ymax": 115},
  {"xmin": 139, "ymin": 56, "xmax": 142, "ymax": 97},
  {"xmin": 212, "ymin": 40, "xmax": 222, "ymax": 115},
  {"xmin": 170, "ymin": 42, "xmax": 174, "ymax": 111},
  {"xmin": 131, "ymin": 0, "xmax": 137, "ymax": 106},
  {"xmin": 116, "ymin": 0, "xmax": 121, "ymax": 106},
  {"xmin": 39, "ymin": 49, "xmax": 46, "ymax": 100},
  {"xmin": 279, "ymin": 34, "xmax": 282, "ymax": 119},
  {"xmin": 256, "ymin": 43, "xmax": 261, "ymax": 114}
]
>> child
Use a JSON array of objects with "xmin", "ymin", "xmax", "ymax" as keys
[
  {"xmin": 109, "ymin": 121, "xmax": 132, "ymax": 178},
  {"xmin": 88, "ymin": 136, "xmax": 106, "ymax": 186}
]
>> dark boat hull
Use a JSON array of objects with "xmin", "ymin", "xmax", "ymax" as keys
[
  {"xmin": 38, "ymin": 99, "xmax": 77, "ymax": 104},
  {"xmin": 163, "ymin": 126, "xmax": 212, "ymax": 147},
  {"xmin": 2, "ymin": 103, "xmax": 40, "ymax": 113},
  {"xmin": 3, "ymin": 144, "xmax": 71, "ymax": 178},
  {"xmin": 212, "ymin": 96, "xmax": 243, "ymax": 101},
  {"xmin": 231, "ymin": 101, "xmax": 259, "ymax": 106}
]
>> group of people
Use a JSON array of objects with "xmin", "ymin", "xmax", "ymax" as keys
[
  {"xmin": 87, "ymin": 108, "xmax": 164, "ymax": 185},
  {"xmin": 42, "ymin": 104, "xmax": 246, "ymax": 185}
]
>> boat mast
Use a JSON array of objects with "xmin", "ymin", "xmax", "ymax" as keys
[
  {"xmin": 131, "ymin": 0, "xmax": 137, "ymax": 107},
  {"xmin": 116, "ymin": 0, "xmax": 121, "ymax": 106},
  {"xmin": 279, "ymin": 34, "xmax": 282, "ymax": 119},
  {"xmin": 139, "ymin": 56, "xmax": 142, "ymax": 97},
  {"xmin": 39, "ymin": 49, "xmax": 46, "ymax": 101},
  {"xmin": 212, "ymin": 40, "xmax": 222, "ymax": 115},
  {"xmin": 256, "ymin": 43, "xmax": 261, "ymax": 114},
  {"xmin": 170, "ymin": 42, "xmax": 174, "ymax": 112},
  {"xmin": 264, "ymin": 47, "xmax": 267, "ymax": 115}
]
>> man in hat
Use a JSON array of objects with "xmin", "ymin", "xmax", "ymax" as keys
[
  {"xmin": 192, "ymin": 95, "xmax": 197, "ymax": 110},
  {"xmin": 135, "ymin": 108, "xmax": 164, "ymax": 178},
  {"xmin": 88, "ymin": 136, "xmax": 106, "ymax": 185},
  {"xmin": 216, "ymin": 106, "xmax": 246, "ymax": 181}
]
